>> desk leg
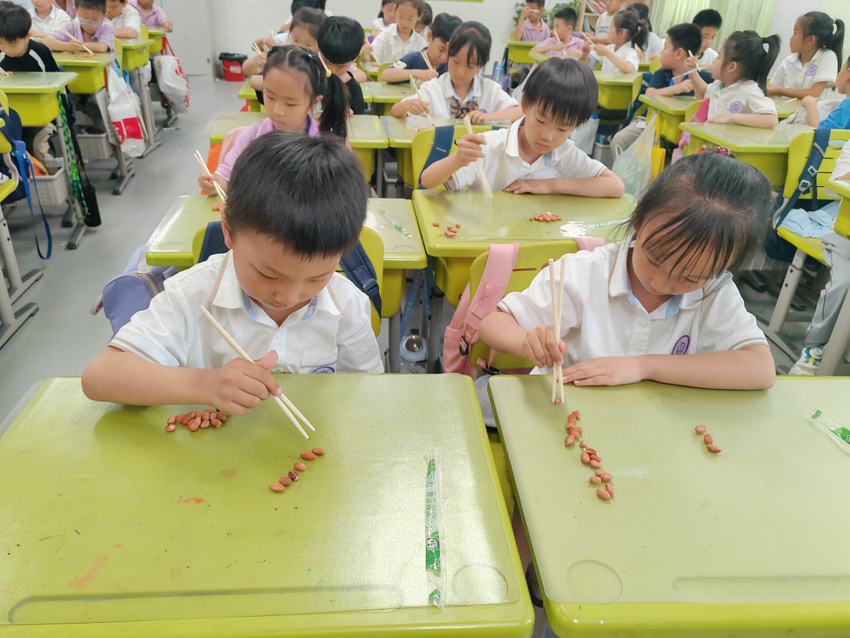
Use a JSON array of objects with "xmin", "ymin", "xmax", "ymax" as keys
[
  {"xmin": 819, "ymin": 293, "xmax": 850, "ymax": 375},
  {"xmin": 111, "ymin": 144, "xmax": 135, "ymax": 196},
  {"xmin": 135, "ymin": 68, "xmax": 163, "ymax": 158},
  {"xmin": 54, "ymin": 115, "xmax": 89, "ymax": 250},
  {"xmin": 388, "ymin": 310, "xmax": 400, "ymax": 372},
  {"xmin": 426, "ymin": 290, "xmax": 443, "ymax": 373},
  {"xmin": 0, "ymin": 205, "xmax": 43, "ymax": 303},
  {"xmin": 376, "ymin": 149, "xmax": 384, "ymax": 198}
]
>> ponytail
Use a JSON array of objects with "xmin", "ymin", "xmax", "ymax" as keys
[
  {"xmin": 320, "ymin": 71, "xmax": 350, "ymax": 140},
  {"xmin": 614, "ymin": 10, "xmax": 648, "ymax": 51},
  {"xmin": 799, "ymin": 12, "xmax": 845, "ymax": 65},
  {"xmin": 626, "ymin": 3, "xmax": 653, "ymax": 33},
  {"xmin": 722, "ymin": 31, "xmax": 781, "ymax": 93}
]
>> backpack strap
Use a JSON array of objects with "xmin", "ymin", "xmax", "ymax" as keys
[
  {"xmin": 773, "ymin": 127, "xmax": 831, "ymax": 229},
  {"xmin": 11, "ymin": 141, "xmax": 52, "ymax": 260},
  {"xmin": 339, "ymin": 241, "xmax": 382, "ymax": 316}
]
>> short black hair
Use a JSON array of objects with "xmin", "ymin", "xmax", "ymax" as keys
[
  {"xmin": 448, "ymin": 21, "xmax": 491, "ymax": 68},
  {"xmin": 290, "ymin": 7, "xmax": 326, "ymax": 39},
  {"xmin": 553, "ymin": 7, "xmax": 577, "ymax": 29},
  {"xmin": 526, "ymin": 0, "xmax": 544, "ymax": 9},
  {"xmin": 0, "ymin": 1, "xmax": 31, "ymax": 41},
  {"xmin": 430, "ymin": 13, "xmax": 461, "ymax": 43},
  {"xmin": 318, "ymin": 16, "xmax": 364, "ymax": 64},
  {"xmin": 291, "ymin": 0, "xmax": 323, "ymax": 15},
  {"xmin": 77, "ymin": 0, "xmax": 107, "ymax": 11},
  {"xmin": 666, "ymin": 23, "xmax": 702, "ymax": 56},
  {"xmin": 626, "ymin": 152, "xmax": 772, "ymax": 279},
  {"xmin": 227, "ymin": 132, "xmax": 368, "ymax": 258},
  {"xmin": 523, "ymin": 58, "xmax": 597, "ymax": 128},
  {"xmin": 692, "ymin": 9, "xmax": 722, "ymax": 30},
  {"xmin": 396, "ymin": 0, "xmax": 423, "ymax": 16},
  {"xmin": 417, "ymin": 2, "xmax": 432, "ymax": 27}
]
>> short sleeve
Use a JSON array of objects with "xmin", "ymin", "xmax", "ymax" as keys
[
  {"xmin": 812, "ymin": 50, "xmax": 838, "ymax": 87},
  {"xmin": 746, "ymin": 88, "xmax": 777, "ymax": 115},
  {"xmin": 693, "ymin": 278, "xmax": 767, "ymax": 353},
  {"xmin": 770, "ymin": 57, "xmax": 789, "ymax": 88},
  {"xmin": 336, "ymin": 291, "xmax": 384, "ymax": 373},
  {"xmin": 482, "ymin": 80, "xmax": 518, "ymax": 113},
  {"xmin": 98, "ymin": 23, "xmax": 116, "ymax": 51},
  {"xmin": 557, "ymin": 145, "xmax": 607, "ymax": 179},
  {"xmin": 831, "ymin": 139, "xmax": 850, "ymax": 179},
  {"xmin": 391, "ymin": 50, "xmax": 416, "ymax": 70},
  {"xmin": 649, "ymin": 69, "xmax": 669, "ymax": 89},
  {"xmin": 50, "ymin": 27, "xmax": 72, "ymax": 42},
  {"xmin": 622, "ymin": 46, "xmax": 640, "ymax": 71},
  {"xmin": 450, "ymin": 163, "xmax": 479, "ymax": 191}
]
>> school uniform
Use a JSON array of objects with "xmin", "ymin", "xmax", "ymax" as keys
[
  {"xmin": 29, "ymin": 4, "xmax": 71, "ymax": 34},
  {"xmin": 771, "ymin": 48, "xmax": 839, "ymax": 90},
  {"xmin": 53, "ymin": 0, "xmax": 74, "ymax": 19},
  {"xmin": 699, "ymin": 47, "xmax": 718, "ymax": 67},
  {"xmin": 128, "ymin": 0, "xmax": 168, "ymax": 28},
  {"xmin": 643, "ymin": 31, "xmax": 663, "ymax": 58},
  {"xmin": 819, "ymin": 98, "xmax": 850, "ymax": 130},
  {"xmin": 594, "ymin": 11, "xmax": 616, "ymax": 40},
  {"xmin": 372, "ymin": 17, "xmax": 388, "ymax": 32},
  {"xmin": 371, "ymin": 23, "xmax": 426, "ymax": 63},
  {"xmin": 0, "ymin": 39, "xmax": 60, "ymax": 73},
  {"xmin": 518, "ymin": 18, "xmax": 550, "ymax": 43},
  {"xmin": 498, "ymin": 239, "xmax": 768, "ymax": 375},
  {"xmin": 344, "ymin": 75, "xmax": 367, "ymax": 115},
  {"xmin": 387, "ymin": 48, "xmax": 447, "ymax": 80},
  {"xmin": 534, "ymin": 32, "xmax": 584, "ymax": 57},
  {"xmin": 705, "ymin": 79, "xmax": 776, "ymax": 120},
  {"xmin": 106, "ymin": 3, "xmax": 141, "ymax": 36},
  {"xmin": 110, "ymin": 252, "xmax": 384, "ymax": 373},
  {"xmin": 448, "ymin": 116, "xmax": 607, "ymax": 192},
  {"xmin": 50, "ymin": 18, "xmax": 116, "ymax": 51},
  {"xmin": 400, "ymin": 72, "xmax": 517, "ymax": 119},
  {"xmin": 215, "ymin": 116, "xmax": 320, "ymax": 181},
  {"xmin": 599, "ymin": 42, "xmax": 639, "ymax": 73}
]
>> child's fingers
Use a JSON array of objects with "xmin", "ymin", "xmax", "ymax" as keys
[
  {"xmin": 525, "ymin": 337, "xmax": 548, "ymax": 369},
  {"xmin": 561, "ymin": 362, "xmax": 593, "ymax": 384},
  {"xmin": 545, "ymin": 331, "xmax": 564, "ymax": 367},
  {"xmin": 244, "ymin": 364, "xmax": 282, "ymax": 398}
]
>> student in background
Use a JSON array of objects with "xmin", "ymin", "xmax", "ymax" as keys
[
  {"xmin": 582, "ymin": 8, "xmax": 646, "ymax": 73},
  {"xmin": 611, "ymin": 23, "xmax": 710, "ymax": 157},
  {"xmin": 54, "ymin": 0, "xmax": 75, "ymax": 19},
  {"xmin": 479, "ymin": 153, "xmax": 776, "ymax": 391},
  {"xmin": 693, "ymin": 9, "xmax": 722, "ymax": 67},
  {"xmin": 381, "ymin": 12, "xmax": 461, "ymax": 83},
  {"xmin": 202, "ymin": 46, "xmax": 349, "ymax": 195},
  {"xmin": 364, "ymin": 0, "xmax": 425, "ymax": 62},
  {"xmin": 105, "ymin": 0, "xmax": 139, "ymax": 39},
  {"xmin": 513, "ymin": 0, "xmax": 549, "ymax": 43},
  {"xmin": 83, "ymin": 133, "xmax": 384, "ymax": 410},
  {"xmin": 591, "ymin": 0, "xmax": 624, "ymax": 43},
  {"xmin": 129, "ymin": 0, "xmax": 170, "ymax": 31},
  {"xmin": 531, "ymin": 7, "xmax": 583, "ymax": 59},
  {"xmin": 280, "ymin": 0, "xmax": 330, "ymax": 32},
  {"xmin": 626, "ymin": 2, "xmax": 661, "ymax": 59},
  {"xmin": 371, "ymin": 0, "xmax": 397, "ymax": 37},
  {"xmin": 244, "ymin": 7, "xmax": 324, "ymax": 77},
  {"xmin": 415, "ymin": 2, "xmax": 431, "ymax": 35},
  {"xmin": 421, "ymin": 58, "xmax": 624, "ymax": 196},
  {"xmin": 392, "ymin": 21, "xmax": 521, "ymax": 122},
  {"xmin": 768, "ymin": 11, "xmax": 845, "ymax": 100},
  {"xmin": 689, "ymin": 30, "xmax": 780, "ymax": 128},
  {"xmin": 318, "ymin": 17, "xmax": 367, "ymax": 115},
  {"xmin": 801, "ymin": 54, "xmax": 850, "ymax": 128},
  {"xmin": 44, "ymin": 0, "xmax": 114, "ymax": 52},
  {"xmin": 28, "ymin": 0, "xmax": 70, "ymax": 37}
]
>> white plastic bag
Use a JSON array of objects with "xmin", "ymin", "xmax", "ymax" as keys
[
  {"xmin": 612, "ymin": 114, "xmax": 656, "ymax": 198},
  {"xmin": 154, "ymin": 51, "xmax": 190, "ymax": 114},
  {"xmin": 107, "ymin": 67, "xmax": 146, "ymax": 158},
  {"xmin": 570, "ymin": 115, "xmax": 599, "ymax": 156}
]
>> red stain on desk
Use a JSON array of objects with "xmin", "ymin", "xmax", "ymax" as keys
[
  {"xmin": 221, "ymin": 469, "xmax": 237, "ymax": 478},
  {"xmin": 114, "ymin": 543, "xmax": 123, "ymax": 549},
  {"xmin": 177, "ymin": 497, "xmax": 205, "ymax": 504},
  {"xmin": 67, "ymin": 555, "xmax": 108, "ymax": 589}
]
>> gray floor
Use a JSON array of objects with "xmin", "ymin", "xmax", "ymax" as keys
[{"xmin": 0, "ymin": 78, "xmax": 846, "ymax": 426}]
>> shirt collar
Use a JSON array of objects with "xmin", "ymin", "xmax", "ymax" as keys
[
  {"xmin": 504, "ymin": 116, "xmax": 562, "ymax": 165},
  {"xmin": 790, "ymin": 48, "xmax": 824, "ymax": 69},
  {"xmin": 446, "ymin": 73, "xmax": 481, "ymax": 104},
  {"xmin": 523, "ymin": 18, "xmax": 543, "ymax": 31}
]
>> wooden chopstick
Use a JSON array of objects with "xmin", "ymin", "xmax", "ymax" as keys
[
  {"xmin": 410, "ymin": 78, "xmax": 435, "ymax": 127},
  {"xmin": 421, "ymin": 51, "xmax": 434, "ymax": 70},
  {"xmin": 194, "ymin": 150, "xmax": 228, "ymax": 202},
  {"xmin": 463, "ymin": 115, "xmax": 493, "ymax": 198},
  {"xmin": 549, "ymin": 257, "xmax": 565, "ymax": 403},
  {"xmin": 557, "ymin": 257, "xmax": 565, "ymax": 402},
  {"xmin": 59, "ymin": 26, "xmax": 94, "ymax": 55},
  {"xmin": 198, "ymin": 305, "xmax": 313, "ymax": 439}
]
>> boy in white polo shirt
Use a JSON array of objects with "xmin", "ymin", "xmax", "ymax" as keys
[
  {"xmin": 420, "ymin": 57, "xmax": 624, "ymax": 197},
  {"xmin": 28, "ymin": 0, "xmax": 71, "ymax": 37},
  {"xmin": 82, "ymin": 132, "xmax": 383, "ymax": 415}
]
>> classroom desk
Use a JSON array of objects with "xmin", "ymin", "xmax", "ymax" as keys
[
  {"xmin": 593, "ymin": 71, "xmax": 640, "ymax": 111},
  {"xmin": 772, "ymin": 96, "xmax": 802, "ymax": 120},
  {"xmin": 0, "ymin": 72, "xmax": 91, "ymax": 248},
  {"xmin": 205, "ymin": 110, "xmax": 266, "ymax": 145},
  {"xmin": 238, "ymin": 79, "xmax": 261, "ymax": 112},
  {"xmin": 117, "ymin": 36, "xmax": 154, "ymax": 72},
  {"xmin": 0, "ymin": 375, "xmax": 533, "ymax": 637},
  {"xmin": 361, "ymin": 82, "xmax": 373, "ymax": 103},
  {"xmin": 348, "ymin": 114, "xmax": 389, "ymax": 187},
  {"xmin": 147, "ymin": 27, "xmax": 165, "ymax": 54},
  {"xmin": 678, "ymin": 121, "xmax": 811, "ymax": 188},
  {"xmin": 638, "ymin": 94, "xmax": 694, "ymax": 144},
  {"xmin": 507, "ymin": 40, "xmax": 536, "ymax": 65},
  {"xmin": 53, "ymin": 51, "xmax": 116, "ymax": 95},
  {"xmin": 366, "ymin": 81, "xmax": 413, "ymax": 115},
  {"xmin": 489, "ymin": 376, "xmax": 850, "ymax": 637},
  {"xmin": 360, "ymin": 60, "xmax": 381, "ymax": 80}
]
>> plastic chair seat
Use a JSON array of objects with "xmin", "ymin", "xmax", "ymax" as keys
[{"xmin": 776, "ymin": 227, "xmax": 826, "ymax": 265}]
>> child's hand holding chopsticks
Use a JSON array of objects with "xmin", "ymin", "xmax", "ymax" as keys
[
  {"xmin": 207, "ymin": 351, "xmax": 283, "ymax": 415},
  {"xmin": 521, "ymin": 325, "xmax": 565, "ymax": 370}
]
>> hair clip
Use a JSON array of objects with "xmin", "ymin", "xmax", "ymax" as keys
[{"xmin": 317, "ymin": 53, "xmax": 332, "ymax": 77}]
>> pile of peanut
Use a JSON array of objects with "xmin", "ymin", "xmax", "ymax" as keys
[
  {"xmin": 268, "ymin": 448, "xmax": 325, "ymax": 493},
  {"xmin": 433, "ymin": 222, "xmax": 461, "ymax": 239},
  {"xmin": 529, "ymin": 213, "xmax": 562, "ymax": 223},
  {"xmin": 166, "ymin": 407, "xmax": 226, "ymax": 432},
  {"xmin": 695, "ymin": 425, "xmax": 721, "ymax": 453},
  {"xmin": 564, "ymin": 410, "xmax": 615, "ymax": 502}
]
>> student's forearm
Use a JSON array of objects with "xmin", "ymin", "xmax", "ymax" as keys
[
  {"xmin": 543, "ymin": 170, "xmax": 625, "ymax": 197},
  {"xmin": 114, "ymin": 27, "xmax": 138, "ymax": 38},
  {"xmin": 243, "ymin": 55, "xmax": 263, "ymax": 76},
  {"xmin": 249, "ymin": 74, "xmax": 263, "ymax": 90},
  {"xmin": 390, "ymin": 101, "xmax": 414, "ymax": 117},
  {"xmin": 768, "ymin": 84, "xmax": 826, "ymax": 99},
  {"xmin": 805, "ymin": 102, "xmax": 820, "ymax": 127},
  {"xmin": 609, "ymin": 54, "xmax": 634, "ymax": 73},
  {"xmin": 479, "ymin": 310, "xmax": 528, "ymax": 358},
  {"xmin": 647, "ymin": 84, "xmax": 682, "ymax": 97},
  {"xmin": 380, "ymin": 67, "xmax": 412, "ymax": 83},
  {"xmin": 513, "ymin": 21, "xmax": 523, "ymax": 41},
  {"xmin": 420, "ymin": 153, "xmax": 466, "ymax": 189},
  {"xmin": 690, "ymin": 73, "xmax": 708, "ymax": 98},
  {"xmin": 531, "ymin": 43, "xmax": 557, "ymax": 54},
  {"xmin": 729, "ymin": 113, "xmax": 779, "ymax": 128},
  {"xmin": 639, "ymin": 346, "xmax": 776, "ymax": 390},
  {"xmin": 43, "ymin": 37, "xmax": 76, "ymax": 51},
  {"xmin": 485, "ymin": 105, "xmax": 523, "ymax": 122},
  {"xmin": 82, "ymin": 347, "xmax": 212, "ymax": 406},
  {"xmin": 87, "ymin": 41, "xmax": 110, "ymax": 52}
]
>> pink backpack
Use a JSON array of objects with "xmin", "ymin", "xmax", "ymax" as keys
[{"xmin": 443, "ymin": 238, "xmax": 605, "ymax": 377}]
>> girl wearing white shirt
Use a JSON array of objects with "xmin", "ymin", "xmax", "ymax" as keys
[
  {"xmin": 392, "ymin": 21, "xmax": 522, "ymax": 123},
  {"xmin": 581, "ymin": 9, "xmax": 646, "ymax": 73},
  {"xmin": 767, "ymin": 11, "xmax": 845, "ymax": 100},
  {"xmin": 689, "ymin": 30, "xmax": 780, "ymax": 128},
  {"xmin": 371, "ymin": 0, "xmax": 397, "ymax": 37},
  {"xmin": 626, "ymin": 3, "xmax": 661, "ymax": 59},
  {"xmin": 479, "ymin": 152, "xmax": 776, "ymax": 391},
  {"xmin": 28, "ymin": 0, "xmax": 70, "ymax": 37}
]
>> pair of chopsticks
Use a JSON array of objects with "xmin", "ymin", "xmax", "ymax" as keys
[
  {"xmin": 421, "ymin": 51, "xmax": 434, "ymax": 71},
  {"xmin": 58, "ymin": 26, "xmax": 94, "ymax": 55},
  {"xmin": 549, "ymin": 258, "xmax": 565, "ymax": 404},
  {"xmin": 193, "ymin": 150, "xmax": 228, "ymax": 203},
  {"xmin": 0, "ymin": 68, "xmax": 10, "ymax": 77},
  {"xmin": 409, "ymin": 77, "xmax": 435, "ymax": 127},
  {"xmin": 462, "ymin": 115, "xmax": 493, "ymax": 198},
  {"xmin": 198, "ymin": 306, "xmax": 315, "ymax": 440},
  {"xmin": 672, "ymin": 50, "xmax": 709, "ymax": 81}
]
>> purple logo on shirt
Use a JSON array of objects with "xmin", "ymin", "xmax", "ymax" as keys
[
  {"xmin": 807, "ymin": 63, "xmax": 817, "ymax": 76},
  {"xmin": 671, "ymin": 335, "xmax": 690, "ymax": 355},
  {"xmin": 729, "ymin": 101, "xmax": 743, "ymax": 114},
  {"xmin": 311, "ymin": 366, "xmax": 336, "ymax": 374}
]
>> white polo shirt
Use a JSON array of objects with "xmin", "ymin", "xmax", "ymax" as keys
[
  {"xmin": 771, "ymin": 48, "xmax": 838, "ymax": 90},
  {"xmin": 595, "ymin": 12, "xmax": 616, "ymax": 40},
  {"xmin": 106, "ymin": 3, "xmax": 141, "ymax": 35},
  {"xmin": 699, "ymin": 47, "xmax": 718, "ymax": 67},
  {"xmin": 600, "ymin": 42, "xmax": 639, "ymax": 73},
  {"xmin": 371, "ymin": 23, "xmax": 426, "ymax": 63},
  {"xmin": 450, "ymin": 117, "xmax": 607, "ymax": 191},
  {"xmin": 643, "ymin": 31, "xmax": 663, "ymax": 58},
  {"xmin": 29, "ymin": 5, "xmax": 71, "ymax": 34},
  {"xmin": 401, "ymin": 73, "xmax": 517, "ymax": 120},
  {"xmin": 110, "ymin": 252, "xmax": 384, "ymax": 374},
  {"xmin": 833, "ymin": 142, "xmax": 850, "ymax": 181},
  {"xmin": 705, "ymin": 79, "xmax": 777, "ymax": 120},
  {"xmin": 498, "ymin": 239, "xmax": 768, "ymax": 375}
]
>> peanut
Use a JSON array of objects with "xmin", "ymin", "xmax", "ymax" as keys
[
  {"xmin": 573, "ymin": 410, "xmax": 581, "ymax": 419},
  {"xmin": 211, "ymin": 418, "xmax": 222, "ymax": 427},
  {"xmin": 554, "ymin": 398, "xmax": 562, "ymax": 404},
  {"xmin": 590, "ymin": 454, "xmax": 601, "ymax": 462},
  {"xmin": 200, "ymin": 420, "xmax": 210, "ymax": 429},
  {"xmin": 167, "ymin": 416, "xmax": 176, "ymax": 426},
  {"xmin": 188, "ymin": 418, "xmax": 200, "ymax": 432},
  {"xmin": 294, "ymin": 462, "xmax": 306, "ymax": 471},
  {"xmin": 288, "ymin": 470, "xmax": 299, "ymax": 481},
  {"xmin": 574, "ymin": 426, "xmax": 582, "ymax": 434},
  {"xmin": 269, "ymin": 483, "xmax": 285, "ymax": 493},
  {"xmin": 695, "ymin": 425, "xmax": 706, "ymax": 434},
  {"xmin": 590, "ymin": 476, "xmax": 602, "ymax": 484},
  {"xmin": 606, "ymin": 483, "xmax": 614, "ymax": 496},
  {"xmin": 279, "ymin": 476, "xmax": 293, "ymax": 486},
  {"xmin": 596, "ymin": 487, "xmax": 611, "ymax": 500},
  {"xmin": 600, "ymin": 473, "xmax": 612, "ymax": 483},
  {"xmin": 703, "ymin": 434, "xmax": 713, "ymax": 445},
  {"xmin": 433, "ymin": 221, "xmax": 440, "ymax": 227},
  {"xmin": 585, "ymin": 448, "xmax": 597, "ymax": 455},
  {"xmin": 589, "ymin": 460, "xmax": 601, "ymax": 469},
  {"xmin": 165, "ymin": 423, "xmax": 176, "ymax": 432},
  {"xmin": 565, "ymin": 436, "xmax": 575, "ymax": 447},
  {"xmin": 581, "ymin": 452, "xmax": 590, "ymax": 464},
  {"xmin": 312, "ymin": 448, "xmax": 325, "ymax": 456},
  {"xmin": 455, "ymin": 223, "xmax": 461, "ymax": 228},
  {"xmin": 595, "ymin": 469, "xmax": 604, "ymax": 477},
  {"xmin": 579, "ymin": 440, "xmax": 587, "ymax": 448},
  {"xmin": 301, "ymin": 451, "xmax": 316, "ymax": 461},
  {"xmin": 217, "ymin": 413, "xmax": 227, "ymax": 421},
  {"xmin": 706, "ymin": 444, "xmax": 721, "ymax": 454}
]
